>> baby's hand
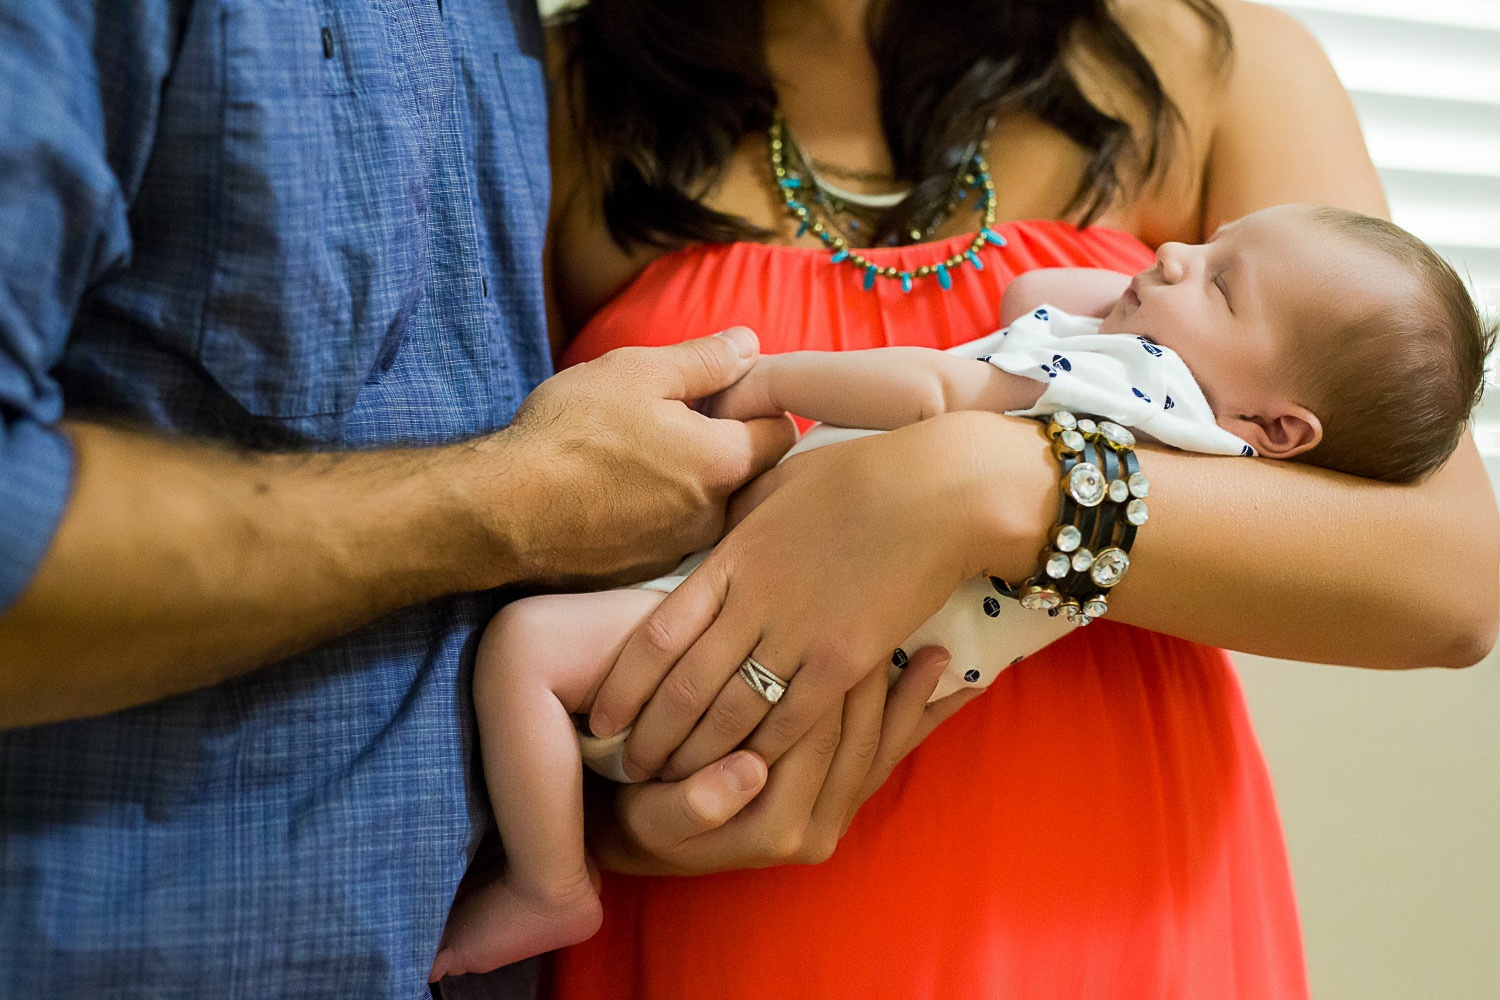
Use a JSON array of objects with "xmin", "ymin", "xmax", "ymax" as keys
[{"xmin": 700, "ymin": 355, "xmax": 781, "ymax": 421}]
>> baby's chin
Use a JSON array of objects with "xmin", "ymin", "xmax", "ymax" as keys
[{"xmin": 1098, "ymin": 302, "xmax": 1131, "ymax": 335}]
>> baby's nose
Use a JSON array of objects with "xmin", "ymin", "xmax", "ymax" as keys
[{"xmin": 1155, "ymin": 243, "xmax": 1188, "ymax": 284}]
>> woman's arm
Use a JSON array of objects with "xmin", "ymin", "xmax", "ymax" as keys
[
  {"xmin": 584, "ymin": 0, "xmax": 1497, "ymax": 875},
  {"xmin": 1154, "ymin": 0, "xmax": 1496, "ymax": 664},
  {"xmin": 1201, "ymin": 1, "xmax": 1388, "ymax": 227},
  {"xmin": 1104, "ymin": 435, "xmax": 1497, "ymax": 667}
]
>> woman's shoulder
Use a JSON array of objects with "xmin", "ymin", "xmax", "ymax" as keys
[
  {"xmin": 1191, "ymin": 0, "xmax": 1388, "ymax": 229},
  {"xmin": 1110, "ymin": 0, "xmax": 1311, "ymax": 60},
  {"xmin": 1092, "ymin": 0, "xmax": 1379, "ymax": 242}
]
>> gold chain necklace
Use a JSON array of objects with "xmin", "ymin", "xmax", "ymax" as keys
[
  {"xmin": 769, "ymin": 112, "xmax": 1006, "ymax": 292},
  {"xmin": 806, "ymin": 156, "xmax": 899, "ymax": 186}
]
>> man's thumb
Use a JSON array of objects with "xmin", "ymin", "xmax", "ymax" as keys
[{"xmin": 661, "ymin": 327, "xmax": 759, "ymax": 401}]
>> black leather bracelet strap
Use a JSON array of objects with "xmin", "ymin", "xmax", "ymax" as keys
[{"xmin": 997, "ymin": 412, "xmax": 1148, "ymax": 625}]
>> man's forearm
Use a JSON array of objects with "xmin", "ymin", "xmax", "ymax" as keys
[
  {"xmin": 0, "ymin": 331, "xmax": 796, "ymax": 730},
  {"xmin": 0, "ymin": 422, "xmax": 522, "ymax": 729}
]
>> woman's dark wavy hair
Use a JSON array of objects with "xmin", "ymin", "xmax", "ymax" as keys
[{"xmin": 555, "ymin": 0, "xmax": 1231, "ymax": 250}]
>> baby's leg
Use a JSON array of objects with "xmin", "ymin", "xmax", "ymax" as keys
[{"xmin": 431, "ymin": 587, "xmax": 664, "ymax": 980}]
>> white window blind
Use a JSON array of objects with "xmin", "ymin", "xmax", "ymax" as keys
[{"xmin": 1267, "ymin": 0, "xmax": 1500, "ymax": 438}]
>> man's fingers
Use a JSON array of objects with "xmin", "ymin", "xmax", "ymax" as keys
[
  {"xmin": 643, "ymin": 327, "xmax": 760, "ymax": 401},
  {"xmin": 692, "ymin": 413, "xmax": 796, "ymax": 505},
  {"xmin": 724, "ymin": 446, "xmax": 812, "ymax": 530}
]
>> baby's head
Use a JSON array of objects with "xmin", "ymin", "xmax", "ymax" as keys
[{"xmin": 1101, "ymin": 204, "xmax": 1494, "ymax": 481}]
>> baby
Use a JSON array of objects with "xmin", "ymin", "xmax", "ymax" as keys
[{"xmin": 429, "ymin": 204, "xmax": 1493, "ymax": 978}]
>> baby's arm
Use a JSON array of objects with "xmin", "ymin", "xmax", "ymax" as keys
[
  {"xmin": 706, "ymin": 347, "xmax": 1045, "ymax": 430},
  {"xmin": 999, "ymin": 268, "xmax": 1131, "ymax": 327},
  {"xmin": 708, "ymin": 269, "xmax": 1133, "ymax": 431}
]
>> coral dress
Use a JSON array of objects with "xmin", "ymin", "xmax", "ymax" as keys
[{"xmin": 550, "ymin": 222, "xmax": 1307, "ymax": 999}]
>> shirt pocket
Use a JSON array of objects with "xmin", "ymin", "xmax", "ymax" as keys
[{"xmin": 201, "ymin": 0, "xmax": 433, "ymax": 431}]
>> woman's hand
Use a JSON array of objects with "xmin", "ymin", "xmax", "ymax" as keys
[
  {"xmin": 587, "ymin": 411, "xmax": 1054, "ymax": 781},
  {"xmin": 588, "ymin": 646, "xmax": 983, "ymax": 875}
]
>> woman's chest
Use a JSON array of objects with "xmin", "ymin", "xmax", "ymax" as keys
[{"xmin": 553, "ymin": 103, "xmax": 1206, "ymax": 334}]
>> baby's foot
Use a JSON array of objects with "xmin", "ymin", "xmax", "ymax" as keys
[{"xmin": 430, "ymin": 869, "xmax": 603, "ymax": 981}]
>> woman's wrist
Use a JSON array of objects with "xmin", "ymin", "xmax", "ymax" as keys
[{"xmin": 930, "ymin": 410, "xmax": 1059, "ymax": 583}]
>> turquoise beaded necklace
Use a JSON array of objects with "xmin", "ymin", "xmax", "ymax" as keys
[{"xmin": 769, "ymin": 113, "xmax": 1007, "ymax": 292}]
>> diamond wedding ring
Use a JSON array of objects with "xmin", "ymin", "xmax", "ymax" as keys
[{"xmin": 737, "ymin": 656, "xmax": 790, "ymax": 704}]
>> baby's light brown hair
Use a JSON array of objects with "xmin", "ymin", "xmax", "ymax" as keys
[{"xmin": 1286, "ymin": 206, "xmax": 1495, "ymax": 483}]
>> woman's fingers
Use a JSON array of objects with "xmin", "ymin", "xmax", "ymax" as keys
[
  {"xmin": 596, "ymin": 710, "xmax": 846, "ymax": 876},
  {"xmin": 588, "ymin": 565, "xmax": 725, "ymax": 743},
  {"xmin": 851, "ymin": 648, "xmax": 981, "ymax": 826},
  {"xmin": 741, "ymin": 644, "xmax": 867, "ymax": 769},
  {"xmin": 593, "ymin": 650, "xmax": 974, "ymax": 877},
  {"xmin": 802, "ymin": 666, "xmax": 891, "ymax": 857},
  {"xmin": 621, "ymin": 613, "xmax": 762, "ymax": 780},
  {"xmin": 594, "ymin": 750, "xmax": 769, "ymax": 875},
  {"xmin": 659, "ymin": 643, "xmax": 792, "ymax": 781},
  {"xmin": 608, "ymin": 416, "xmax": 1025, "ymax": 784}
]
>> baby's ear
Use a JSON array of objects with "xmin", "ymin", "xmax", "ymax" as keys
[{"xmin": 1224, "ymin": 405, "xmax": 1322, "ymax": 459}]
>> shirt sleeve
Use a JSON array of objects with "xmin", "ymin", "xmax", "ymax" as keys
[{"xmin": 0, "ymin": 6, "xmax": 175, "ymax": 609}]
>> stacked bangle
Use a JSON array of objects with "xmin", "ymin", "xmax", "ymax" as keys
[{"xmin": 993, "ymin": 411, "xmax": 1149, "ymax": 625}]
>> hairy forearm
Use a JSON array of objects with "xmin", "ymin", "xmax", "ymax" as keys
[
  {"xmin": 0, "ymin": 333, "xmax": 794, "ymax": 729},
  {"xmin": 0, "ymin": 422, "xmax": 525, "ymax": 728},
  {"xmin": 962, "ymin": 414, "xmax": 1498, "ymax": 669}
]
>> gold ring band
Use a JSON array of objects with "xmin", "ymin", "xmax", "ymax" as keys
[{"xmin": 738, "ymin": 656, "xmax": 789, "ymax": 704}]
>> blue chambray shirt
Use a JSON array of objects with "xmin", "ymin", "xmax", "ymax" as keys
[{"xmin": 0, "ymin": 2, "xmax": 552, "ymax": 996}]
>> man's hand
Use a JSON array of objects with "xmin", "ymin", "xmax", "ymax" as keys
[
  {"xmin": 471, "ymin": 326, "xmax": 796, "ymax": 589},
  {"xmin": 698, "ymin": 355, "xmax": 781, "ymax": 423}
]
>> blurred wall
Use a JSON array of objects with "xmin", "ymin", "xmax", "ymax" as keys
[{"xmin": 1237, "ymin": 642, "xmax": 1500, "ymax": 1000}]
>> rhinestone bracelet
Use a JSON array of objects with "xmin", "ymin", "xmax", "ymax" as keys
[{"xmin": 991, "ymin": 411, "xmax": 1149, "ymax": 626}]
